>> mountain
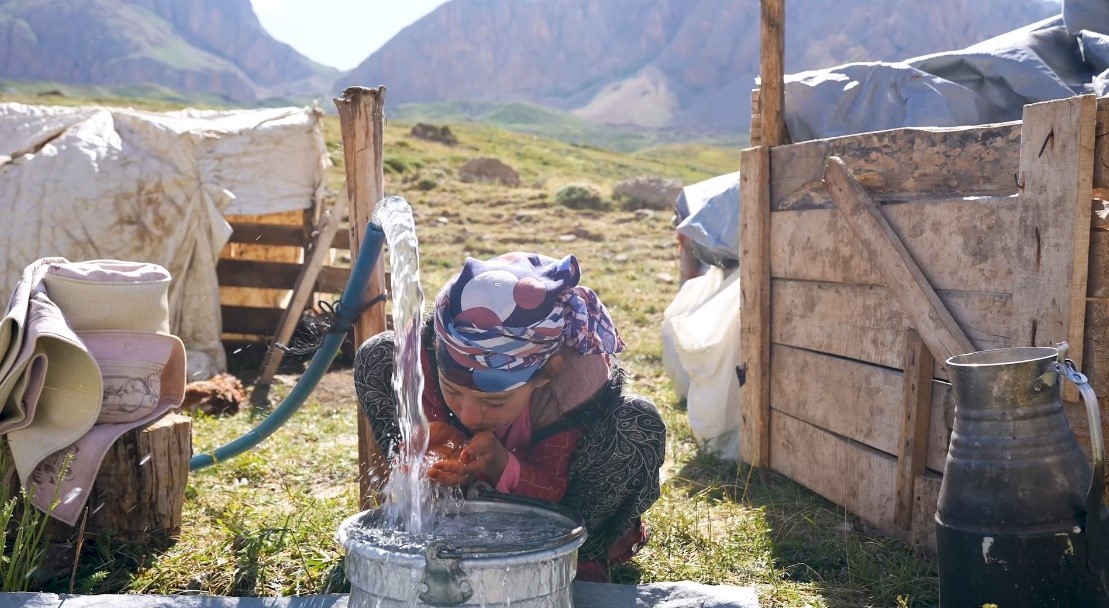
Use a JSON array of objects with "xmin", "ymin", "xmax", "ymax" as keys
[
  {"xmin": 338, "ymin": 0, "xmax": 1060, "ymax": 131},
  {"xmin": 0, "ymin": 0, "xmax": 336, "ymax": 103}
]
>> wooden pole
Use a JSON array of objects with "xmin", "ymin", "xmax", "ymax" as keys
[
  {"xmin": 760, "ymin": 0, "xmax": 786, "ymax": 146},
  {"xmin": 334, "ymin": 86, "xmax": 389, "ymax": 509},
  {"xmin": 739, "ymin": 146, "xmax": 772, "ymax": 467}
]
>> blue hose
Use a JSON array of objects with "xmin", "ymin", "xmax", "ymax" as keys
[{"xmin": 190, "ymin": 221, "xmax": 387, "ymax": 470}]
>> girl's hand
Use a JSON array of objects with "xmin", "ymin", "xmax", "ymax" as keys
[
  {"xmin": 428, "ymin": 432, "xmax": 506, "ymax": 486},
  {"xmin": 426, "ymin": 421, "xmax": 467, "ymax": 461}
]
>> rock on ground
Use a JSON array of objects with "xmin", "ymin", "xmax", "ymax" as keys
[
  {"xmin": 614, "ymin": 175, "xmax": 683, "ymax": 211},
  {"xmin": 459, "ymin": 157, "xmax": 521, "ymax": 186}
]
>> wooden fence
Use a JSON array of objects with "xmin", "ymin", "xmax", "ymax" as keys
[{"xmin": 738, "ymin": 94, "xmax": 1109, "ymax": 551}]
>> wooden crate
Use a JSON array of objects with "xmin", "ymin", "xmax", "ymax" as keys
[{"xmin": 738, "ymin": 94, "xmax": 1109, "ymax": 552}]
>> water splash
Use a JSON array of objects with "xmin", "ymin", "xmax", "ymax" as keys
[{"xmin": 372, "ymin": 196, "xmax": 435, "ymax": 535}]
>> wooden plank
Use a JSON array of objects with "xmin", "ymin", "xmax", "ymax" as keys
[
  {"xmin": 228, "ymin": 222, "xmax": 351, "ymax": 250},
  {"xmin": 749, "ymin": 88, "xmax": 763, "ymax": 147},
  {"xmin": 926, "ymin": 380, "xmax": 954, "ymax": 474},
  {"xmin": 769, "ymin": 197, "xmax": 1017, "ymax": 293},
  {"xmin": 1012, "ymin": 96, "xmax": 1096, "ymax": 404},
  {"xmin": 759, "ymin": 0, "xmax": 786, "ymax": 146},
  {"xmin": 335, "ymin": 86, "xmax": 389, "ymax": 509},
  {"xmin": 769, "ymin": 409, "xmax": 899, "ymax": 535},
  {"xmin": 894, "ymin": 330, "xmax": 934, "ymax": 530},
  {"xmin": 770, "ymin": 344, "xmax": 902, "ymax": 455},
  {"xmin": 770, "ymin": 121, "xmax": 1022, "ymax": 210},
  {"xmin": 216, "ymin": 259, "xmax": 351, "ymax": 293},
  {"xmin": 220, "ymin": 306, "xmax": 284, "ymax": 336},
  {"xmin": 257, "ymin": 209, "xmax": 345, "ymax": 385},
  {"xmin": 910, "ymin": 473, "xmax": 941, "ymax": 556},
  {"xmin": 1083, "ymin": 299, "xmax": 1109, "ymax": 407},
  {"xmin": 739, "ymin": 146, "xmax": 772, "ymax": 467},
  {"xmin": 771, "ymin": 280, "xmax": 1012, "ymax": 373},
  {"xmin": 824, "ymin": 156, "xmax": 975, "ymax": 369}
]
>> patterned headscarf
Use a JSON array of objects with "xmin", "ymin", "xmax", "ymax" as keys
[{"xmin": 433, "ymin": 252, "xmax": 625, "ymax": 392}]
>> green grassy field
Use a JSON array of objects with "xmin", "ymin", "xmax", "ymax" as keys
[{"xmin": 0, "ymin": 92, "xmax": 938, "ymax": 606}]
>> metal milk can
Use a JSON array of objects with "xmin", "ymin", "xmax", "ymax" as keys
[{"xmin": 937, "ymin": 344, "xmax": 1109, "ymax": 607}]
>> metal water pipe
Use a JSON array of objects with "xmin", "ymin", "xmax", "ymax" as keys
[{"xmin": 190, "ymin": 221, "xmax": 386, "ymax": 470}]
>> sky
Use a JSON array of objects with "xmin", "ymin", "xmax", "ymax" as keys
[{"xmin": 250, "ymin": 0, "xmax": 452, "ymax": 71}]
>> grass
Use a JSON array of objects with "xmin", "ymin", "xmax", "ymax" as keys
[{"xmin": 0, "ymin": 90, "xmax": 939, "ymax": 606}]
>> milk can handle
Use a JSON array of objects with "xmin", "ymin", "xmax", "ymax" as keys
[{"xmin": 1053, "ymin": 359, "xmax": 1106, "ymax": 532}]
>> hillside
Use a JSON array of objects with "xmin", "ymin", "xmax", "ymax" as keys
[
  {"xmin": 0, "ymin": 0, "xmax": 335, "ymax": 103},
  {"xmin": 340, "ymin": 0, "xmax": 1059, "ymax": 131}
]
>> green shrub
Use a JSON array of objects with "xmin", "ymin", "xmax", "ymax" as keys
[
  {"xmin": 416, "ymin": 177, "xmax": 438, "ymax": 191},
  {"xmin": 383, "ymin": 156, "xmax": 408, "ymax": 174},
  {"xmin": 554, "ymin": 183, "xmax": 605, "ymax": 210}
]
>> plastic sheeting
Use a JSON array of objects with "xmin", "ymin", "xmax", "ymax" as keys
[
  {"xmin": 674, "ymin": 171, "xmax": 740, "ymax": 269},
  {"xmin": 784, "ymin": 0, "xmax": 1109, "ymax": 141},
  {"xmin": 0, "ymin": 103, "xmax": 329, "ymax": 379}
]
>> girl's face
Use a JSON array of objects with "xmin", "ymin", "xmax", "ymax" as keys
[{"xmin": 438, "ymin": 376, "xmax": 538, "ymax": 433}]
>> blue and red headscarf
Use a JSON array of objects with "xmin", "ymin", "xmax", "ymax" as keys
[{"xmin": 433, "ymin": 252, "xmax": 625, "ymax": 392}]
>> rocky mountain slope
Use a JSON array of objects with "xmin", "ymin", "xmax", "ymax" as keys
[
  {"xmin": 339, "ymin": 0, "xmax": 1059, "ymax": 131},
  {"xmin": 0, "ymin": 0, "xmax": 335, "ymax": 102}
]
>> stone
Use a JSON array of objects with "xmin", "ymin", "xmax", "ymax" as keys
[
  {"xmin": 459, "ymin": 157, "xmax": 521, "ymax": 186},
  {"xmin": 409, "ymin": 123, "xmax": 458, "ymax": 145},
  {"xmin": 614, "ymin": 176, "xmax": 683, "ymax": 211},
  {"xmin": 635, "ymin": 208, "xmax": 656, "ymax": 220},
  {"xmin": 657, "ymin": 272, "xmax": 675, "ymax": 283}
]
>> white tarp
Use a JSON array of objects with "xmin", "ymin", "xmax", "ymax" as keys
[{"xmin": 0, "ymin": 103, "xmax": 329, "ymax": 379}]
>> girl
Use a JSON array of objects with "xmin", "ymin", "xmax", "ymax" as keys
[{"xmin": 354, "ymin": 251, "xmax": 666, "ymax": 582}]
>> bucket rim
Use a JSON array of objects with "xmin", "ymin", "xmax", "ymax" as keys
[{"xmin": 947, "ymin": 346, "xmax": 1058, "ymax": 368}]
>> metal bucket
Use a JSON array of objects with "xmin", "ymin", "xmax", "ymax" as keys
[{"xmin": 337, "ymin": 495, "xmax": 586, "ymax": 607}]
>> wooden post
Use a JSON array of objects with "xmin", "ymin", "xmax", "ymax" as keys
[
  {"xmin": 894, "ymin": 329, "xmax": 934, "ymax": 531},
  {"xmin": 47, "ymin": 414, "xmax": 192, "ymax": 541},
  {"xmin": 1012, "ymin": 95, "xmax": 1096, "ymax": 403},
  {"xmin": 739, "ymin": 146, "xmax": 771, "ymax": 467},
  {"xmin": 334, "ymin": 86, "xmax": 389, "ymax": 509},
  {"xmin": 760, "ymin": 0, "xmax": 786, "ymax": 146},
  {"xmin": 823, "ymin": 156, "xmax": 975, "ymax": 368}
]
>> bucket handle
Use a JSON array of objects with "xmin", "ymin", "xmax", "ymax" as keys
[{"xmin": 1049, "ymin": 350, "xmax": 1106, "ymax": 538}]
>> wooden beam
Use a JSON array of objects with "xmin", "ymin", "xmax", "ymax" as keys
[
  {"xmin": 228, "ymin": 221, "xmax": 351, "ymax": 250},
  {"xmin": 894, "ymin": 329, "xmax": 934, "ymax": 530},
  {"xmin": 824, "ymin": 156, "xmax": 975, "ymax": 368},
  {"xmin": 739, "ymin": 146, "xmax": 771, "ymax": 467},
  {"xmin": 759, "ymin": 0, "xmax": 786, "ymax": 146},
  {"xmin": 749, "ymin": 88, "xmax": 763, "ymax": 147},
  {"xmin": 216, "ymin": 259, "xmax": 351, "ymax": 293},
  {"xmin": 221, "ymin": 305, "xmax": 284, "ymax": 337},
  {"xmin": 1012, "ymin": 95, "xmax": 1096, "ymax": 403},
  {"xmin": 770, "ymin": 122, "xmax": 1021, "ymax": 210},
  {"xmin": 335, "ymin": 86, "xmax": 389, "ymax": 509}
]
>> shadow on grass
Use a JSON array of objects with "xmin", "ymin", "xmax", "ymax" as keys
[
  {"xmin": 38, "ymin": 532, "xmax": 179, "ymax": 594},
  {"xmin": 667, "ymin": 449, "xmax": 938, "ymax": 608}
]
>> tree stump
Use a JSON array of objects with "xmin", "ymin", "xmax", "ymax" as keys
[{"xmin": 47, "ymin": 413, "xmax": 192, "ymax": 542}]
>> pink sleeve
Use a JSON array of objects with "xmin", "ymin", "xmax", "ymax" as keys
[{"xmin": 495, "ymin": 452, "xmax": 522, "ymax": 493}]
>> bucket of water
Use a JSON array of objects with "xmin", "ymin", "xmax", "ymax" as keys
[
  {"xmin": 937, "ymin": 344, "xmax": 1109, "ymax": 607},
  {"xmin": 338, "ymin": 493, "xmax": 586, "ymax": 607}
]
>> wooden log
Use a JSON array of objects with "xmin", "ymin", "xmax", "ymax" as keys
[
  {"xmin": 770, "ymin": 197, "xmax": 1017, "ymax": 293},
  {"xmin": 47, "ymin": 414, "xmax": 192, "ymax": 542},
  {"xmin": 824, "ymin": 156, "xmax": 975, "ymax": 369},
  {"xmin": 1012, "ymin": 96, "xmax": 1096, "ymax": 403},
  {"xmin": 759, "ymin": 0, "xmax": 786, "ymax": 147},
  {"xmin": 769, "ymin": 409, "xmax": 899, "ymax": 535},
  {"xmin": 770, "ymin": 122, "xmax": 1022, "ymax": 210},
  {"xmin": 335, "ymin": 86, "xmax": 389, "ymax": 509},
  {"xmin": 771, "ymin": 279, "xmax": 1012, "ymax": 374},
  {"xmin": 894, "ymin": 330, "xmax": 934, "ymax": 530},
  {"xmin": 1093, "ymin": 97, "xmax": 1109, "ymax": 191},
  {"xmin": 739, "ymin": 146, "xmax": 771, "ymax": 467}
]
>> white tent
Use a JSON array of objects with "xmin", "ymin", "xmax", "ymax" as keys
[{"xmin": 0, "ymin": 102, "xmax": 329, "ymax": 379}]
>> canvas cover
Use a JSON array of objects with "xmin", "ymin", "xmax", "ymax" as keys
[{"xmin": 0, "ymin": 103, "xmax": 329, "ymax": 379}]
